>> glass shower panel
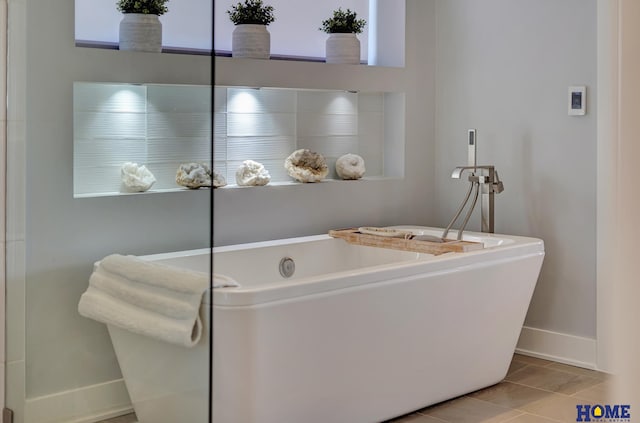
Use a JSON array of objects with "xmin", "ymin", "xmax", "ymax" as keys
[
  {"xmin": 66, "ymin": 84, "xmax": 214, "ymax": 423},
  {"xmin": 4, "ymin": 1, "xmax": 214, "ymax": 420},
  {"xmin": 19, "ymin": 90, "xmax": 213, "ymax": 422},
  {"xmin": 51, "ymin": 82, "xmax": 214, "ymax": 423}
]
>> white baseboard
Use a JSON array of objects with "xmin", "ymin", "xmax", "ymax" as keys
[
  {"xmin": 24, "ymin": 379, "xmax": 133, "ymax": 423},
  {"xmin": 516, "ymin": 326, "xmax": 598, "ymax": 370}
]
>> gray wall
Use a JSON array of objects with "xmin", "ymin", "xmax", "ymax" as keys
[
  {"xmin": 14, "ymin": 0, "xmax": 437, "ymax": 404},
  {"xmin": 213, "ymin": 0, "xmax": 437, "ymax": 245},
  {"xmin": 20, "ymin": 0, "xmax": 212, "ymax": 399},
  {"xmin": 433, "ymin": 0, "xmax": 597, "ymax": 338},
  {"xmin": 8, "ymin": 0, "xmax": 598, "ymax": 416}
]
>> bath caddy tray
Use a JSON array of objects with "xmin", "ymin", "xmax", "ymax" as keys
[{"xmin": 328, "ymin": 228, "xmax": 483, "ymax": 255}]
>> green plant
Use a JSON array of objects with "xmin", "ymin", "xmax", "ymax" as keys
[
  {"xmin": 320, "ymin": 8, "xmax": 366, "ymax": 34},
  {"xmin": 227, "ymin": 0, "xmax": 276, "ymax": 26},
  {"xmin": 117, "ymin": 0, "xmax": 169, "ymax": 15}
]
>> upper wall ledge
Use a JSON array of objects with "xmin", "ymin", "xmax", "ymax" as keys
[
  {"xmin": 75, "ymin": 42, "xmax": 400, "ymax": 67},
  {"xmin": 215, "ymin": 56, "xmax": 406, "ymax": 92},
  {"xmin": 75, "ymin": 40, "xmax": 212, "ymax": 56},
  {"xmin": 74, "ymin": 42, "xmax": 406, "ymax": 92}
]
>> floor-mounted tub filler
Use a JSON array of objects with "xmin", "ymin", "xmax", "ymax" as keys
[{"xmin": 99, "ymin": 226, "xmax": 544, "ymax": 423}]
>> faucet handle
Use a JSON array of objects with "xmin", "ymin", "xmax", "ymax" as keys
[{"xmin": 492, "ymin": 170, "xmax": 505, "ymax": 194}]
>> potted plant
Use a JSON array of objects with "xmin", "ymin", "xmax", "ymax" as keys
[
  {"xmin": 117, "ymin": 0, "xmax": 169, "ymax": 53},
  {"xmin": 227, "ymin": 0, "xmax": 276, "ymax": 59},
  {"xmin": 320, "ymin": 8, "xmax": 366, "ymax": 64}
]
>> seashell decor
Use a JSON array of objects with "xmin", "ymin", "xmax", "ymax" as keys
[
  {"xmin": 236, "ymin": 160, "xmax": 271, "ymax": 186},
  {"xmin": 336, "ymin": 153, "xmax": 366, "ymax": 180},
  {"xmin": 120, "ymin": 162, "xmax": 156, "ymax": 192},
  {"xmin": 176, "ymin": 162, "xmax": 212, "ymax": 189},
  {"xmin": 284, "ymin": 149, "xmax": 329, "ymax": 183}
]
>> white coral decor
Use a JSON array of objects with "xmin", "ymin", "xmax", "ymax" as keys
[
  {"xmin": 176, "ymin": 162, "xmax": 212, "ymax": 189},
  {"xmin": 236, "ymin": 160, "xmax": 271, "ymax": 186},
  {"xmin": 120, "ymin": 162, "xmax": 156, "ymax": 192}
]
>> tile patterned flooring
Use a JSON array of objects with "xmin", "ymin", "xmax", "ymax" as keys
[
  {"xmin": 387, "ymin": 354, "xmax": 611, "ymax": 423},
  {"xmin": 99, "ymin": 354, "xmax": 610, "ymax": 423}
]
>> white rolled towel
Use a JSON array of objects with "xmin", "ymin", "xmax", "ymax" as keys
[{"xmin": 78, "ymin": 254, "xmax": 238, "ymax": 348}]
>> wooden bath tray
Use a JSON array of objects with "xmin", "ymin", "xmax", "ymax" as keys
[{"xmin": 328, "ymin": 228, "xmax": 484, "ymax": 256}]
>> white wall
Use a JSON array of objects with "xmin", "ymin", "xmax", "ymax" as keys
[
  {"xmin": 5, "ymin": 1, "xmax": 436, "ymax": 422},
  {"xmin": 4, "ymin": 0, "xmax": 603, "ymax": 421},
  {"xmin": 368, "ymin": 0, "xmax": 405, "ymax": 67},
  {"xmin": 596, "ymin": 0, "xmax": 617, "ymax": 374},
  {"xmin": 597, "ymin": 0, "xmax": 640, "ymax": 400},
  {"xmin": 613, "ymin": 0, "xmax": 640, "ymax": 402},
  {"xmin": 213, "ymin": 0, "xmax": 435, "ymax": 246},
  {"xmin": 434, "ymin": 0, "xmax": 597, "ymax": 346},
  {"xmin": 1, "ymin": 0, "xmax": 7, "ymax": 417},
  {"xmin": 6, "ymin": 0, "xmax": 211, "ymax": 421},
  {"xmin": 4, "ymin": 0, "xmax": 27, "ymax": 420}
]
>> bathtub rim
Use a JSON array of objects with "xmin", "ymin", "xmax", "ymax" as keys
[{"xmin": 139, "ymin": 227, "xmax": 544, "ymax": 307}]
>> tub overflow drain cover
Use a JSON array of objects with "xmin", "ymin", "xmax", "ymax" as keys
[{"xmin": 279, "ymin": 257, "xmax": 295, "ymax": 278}]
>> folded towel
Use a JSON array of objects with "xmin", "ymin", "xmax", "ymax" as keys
[{"xmin": 78, "ymin": 254, "xmax": 239, "ymax": 348}]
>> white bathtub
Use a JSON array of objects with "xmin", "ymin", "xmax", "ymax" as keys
[{"xmin": 107, "ymin": 226, "xmax": 544, "ymax": 423}]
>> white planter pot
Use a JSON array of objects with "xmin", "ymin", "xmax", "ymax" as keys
[
  {"xmin": 232, "ymin": 24, "xmax": 270, "ymax": 59},
  {"xmin": 119, "ymin": 13, "xmax": 162, "ymax": 53},
  {"xmin": 325, "ymin": 33, "xmax": 361, "ymax": 65}
]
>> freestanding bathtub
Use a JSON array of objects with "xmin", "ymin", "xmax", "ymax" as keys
[{"xmin": 107, "ymin": 226, "xmax": 544, "ymax": 423}]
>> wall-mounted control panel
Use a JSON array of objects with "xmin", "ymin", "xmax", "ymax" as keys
[{"xmin": 568, "ymin": 86, "xmax": 586, "ymax": 116}]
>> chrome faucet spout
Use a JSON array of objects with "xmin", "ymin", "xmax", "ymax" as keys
[
  {"xmin": 452, "ymin": 167, "xmax": 466, "ymax": 179},
  {"xmin": 451, "ymin": 165, "xmax": 495, "ymax": 179}
]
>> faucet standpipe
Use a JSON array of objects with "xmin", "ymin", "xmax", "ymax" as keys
[
  {"xmin": 446, "ymin": 165, "xmax": 504, "ymax": 238},
  {"xmin": 443, "ymin": 130, "xmax": 504, "ymax": 240}
]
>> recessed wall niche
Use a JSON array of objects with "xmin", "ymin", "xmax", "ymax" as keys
[
  {"xmin": 73, "ymin": 82, "xmax": 212, "ymax": 196},
  {"xmin": 73, "ymin": 83, "xmax": 405, "ymax": 197}
]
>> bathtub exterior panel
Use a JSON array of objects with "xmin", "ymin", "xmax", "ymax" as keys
[
  {"xmin": 212, "ymin": 252, "xmax": 543, "ymax": 422},
  {"xmin": 107, "ymin": 320, "xmax": 210, "ymax": 423}
]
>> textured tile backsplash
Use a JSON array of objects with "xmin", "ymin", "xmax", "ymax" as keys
[
  {"xmin": 74, "ymin": 83, "xmax": 213, "ymax": 196},
  {"xmin": 74, "ymin": 83, "xmax": 396, "ymax": 197},
  {"xmin": 216, "ymin": 87, "xmax": 387, "ymax": 184}
]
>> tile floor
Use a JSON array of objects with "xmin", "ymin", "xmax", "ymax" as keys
[
  {"xmin": 387, "ymin": 354, "xmax": 611, "ymax": 423},
  {"xmin": 99, "ymin": 354, "xmax": 610, "ymax": 423}
]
